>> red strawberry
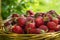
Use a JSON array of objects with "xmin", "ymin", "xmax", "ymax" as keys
[
  {"xmin": 47, "ymin": 10, "xmax": 58, "ymax": 17},
  {"xmin": 57, "ymin": 16, "xmax": 60, "ymax": 24},
  {"xmin": 4, "ymin": 19, "xmax": 12, "ymax": 26},
  {"xmin": 11, "ymin": 14, "xmax": 19, "ymax": 18},
  {"xmin": 28, "ymin": 28, "xmax": 45, "ymax": 34},
  {"xmin": 25, "ymin": 21, "xmax": 36, "ymax": 33},
  {"xmin": 12, "ymin": 25, "xmax": 24, "ymax": 34},
  {"xmin": 26, "ymin": 10, "xmax": 34, "ymax": 16},
  {"xmin": 26, "ymin": 16, "xmax": 34, "ymax": 21},
  {"xmin": 39, "ymin": 25, "xmax": 48, "ymax": 32},
  {"xmin": 57, "ymin": 16, "xmax": 60, "ymax": 19},
  {"xmin": 39, "ymin": 13, "xmax": 45, "ymax": 17},
  {"xmin": 55, "ymin": 25, "xmax": 60, "ymax": 31},
  {"xmin": 35, "ymin": 16, "xmax": 44, "ymax": 27},
  {"xmin": 59, "ymin": 19, "xmax": 60, "ymax": 24},
  {"xmin": 46, "ymin": 13, "xmax": 53, "ymax": 21},
  {"xmin": 4, "ymin": 21, "xmax": 11, "ymax": 26},
  {"xmin": 52, "ymin": 18, "xmax": 59, "ymax": 25},
  {"xmin": 47, "ymin": 10, "xmax": 56, "ymax": 14},
  {"xmin": 34, "ymin": 13, "xmax": 45, "ymax": 18},
  {"xmin": 17, "ymin": 17, "xmax": 26, "ymax": 27},
  {"xmin": 47, "ymin": 21, "xmax": 57, "ymax": 30}
]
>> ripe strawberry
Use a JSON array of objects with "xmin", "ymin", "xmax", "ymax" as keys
[
  {"xmin": 17, "ymin": 17, "xmax": 26, "ymax": 27},
  {"xmin": 47, "ymin": 10, "xmax": 58, "ymax": 17},
  {"xmin": 55, "ymin": 25, "xmax": 60, "ymax": 31},
  {"xmin": 25, "ymin": 21, "xmax": 36, "ymax": 33},
  {"xmin": 26, "ymin": 16, "xmax": 34, "ymax": 21},
  {"xmin": 28, "ymin": 28, "xmax": 45, "ymax": 34},
  {"xmin": 26, "ymin": 10, "xmax": 34, "ymax": 16},
  {"xmin": 46, "ymin": 13, "xmax": 53, "ymax": 21},
  {"xmin": 59, "ymin": 19, "xmax": 60, "ymax": 24},
  {"xmin": 35, "ymin": 16, "xmax": 44, "ymax": 27},
  {"xmin": 4, "ymin": 22, "xmax": 11, "ymax": 26},
  {"xmin": 4, "ymin": 19, "xmax": 12, "ymax": 26},
  {"xmin": 57, "ymin": 16, "xmax": 60, "ymax": 19},
  {"xmin": 10, "ymin": 14, "xmax": 20, "ymax": 25},
  {"xmin": 57, "ymin": 16, "xmax": 60, "ymax": 24},
  {"xmin": 12, "ymin": 25, "xmax": 24, "ymax": 34},
  {"xmin": 47, "ymin": 10, "xmax": 56, "ymax": 15},
  {"xmin": 39, "ymin": 25, "xmax": 48, "ymax": 32},
  {"xmin": 52, "ymin": 18, "xmax": 59, "ymax": 25},
  {"xmin": 34, "ymin": 12, "xmax": 45, "ymax": 18},
  {"xmin": 47, "ymin": 21, "xmax": 57, "ymax": 30},
  {"xmin": 39, "ymin": 13, "xmax": 45, "ymax": 17},
  {"xmin": 11, "ymin": 14, "xmax": 19, "ymax": 18}
]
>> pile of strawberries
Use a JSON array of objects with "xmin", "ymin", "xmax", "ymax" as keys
[{"xmin": 4, "ymin": 10, "xmax": 60, "ymax": 34}]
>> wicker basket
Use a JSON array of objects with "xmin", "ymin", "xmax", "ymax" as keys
[
  {"xmin": 0, "ymin": 14, "xmax": 60, "ymax": 40},
  {"xmin": 0, "ymin": 32, "xmax": 60, "ymax": 40}
]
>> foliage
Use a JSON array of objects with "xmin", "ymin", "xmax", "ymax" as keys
[{"xmin": 2, "ymin": 0, "xmax": 60, "ymax": 20}]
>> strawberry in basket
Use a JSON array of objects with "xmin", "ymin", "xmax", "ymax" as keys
[{"xmin": 12, "ymin": 25, "xmax": 24, "ymax": 34}]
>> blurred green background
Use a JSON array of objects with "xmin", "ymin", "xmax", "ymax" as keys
[{"xmin": 2, "ymin": 0, "xmax": 60, "ymax": 20}]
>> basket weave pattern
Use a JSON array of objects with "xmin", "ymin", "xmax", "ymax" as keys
[{"xmin": 0, "ymin": 32, "xmax": 60, "ymax": 40}]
